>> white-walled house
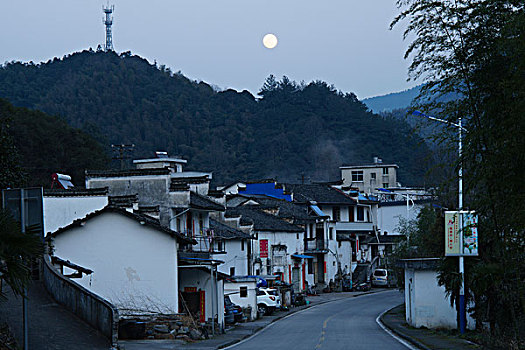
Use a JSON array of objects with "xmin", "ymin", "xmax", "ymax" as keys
[
  {"xmin": 403, "ymin": 258, "xmax": 475, "ymax": 330},
  {"xmin": 280, "ymin": 184, "xmax": 375, "ymax": 281},
  {"xmin": 209, "ymin": 219, "xmax": 252, "ymax": 276},
  {"xmin": 48, "ymin": 206, "xmax": 194, "ymax": 314},
  {"xmin": 225, "ymin": 206, "xmax": 309, "ymax": 293},
  {"xmin": 43, "ymin": 188, "xmax": 108, "ymax": 236}
]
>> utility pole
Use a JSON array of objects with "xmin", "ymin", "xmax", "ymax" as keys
[
  {"xmin": 111, "ymin": 144, "xmax": 134, "ymax": 170},
  {"xmin": 413, "ymin": 110, "xmax": 468, "ymax": 334}
]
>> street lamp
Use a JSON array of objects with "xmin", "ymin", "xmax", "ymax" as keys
[{"xmin": 412, "ymin": 110, "xmax": 468, "ymax": 334}]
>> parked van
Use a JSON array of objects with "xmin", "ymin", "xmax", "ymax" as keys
[{"xmin": 371, "ymin": 268, "xmax": 395, "ymax": 287}]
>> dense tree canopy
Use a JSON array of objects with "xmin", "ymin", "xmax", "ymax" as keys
[
  {"xmin": 0, "ymin": 99, "xmax": 108, "ymax": 187},
  {"xmin": 393, "ymin": 1, "xmax": 524, "ymax": 347},
  {"xmin": 0, "ymin": 51, "xmax": 431, "ymax": 186}
]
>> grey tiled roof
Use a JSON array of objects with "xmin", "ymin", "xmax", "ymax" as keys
[
  {"xmin": 225, "ymin": 207, "xmax": 303, "ymax": 233},
  {"xmin": 230, "ymin": 195, "xmax": 317, "ymax": 224},
  {"xmin": 190, "ymin": 192, "xmax": 225, "ymax": 211},
  {"xmin": 282, "ymin": 183, "xmax": 356, "ymax": 205},
  {"xmin": 48, "ymin": 206, "xmax": 195, "ymax": 244},
  {"xmin": 85, "ymin": 168, "xmax": 170, "ymax": 177},
  {"xmin": 44, "ymin": 188, "xmax": 108, "ymax": 197},
  {"xmin": 108, "ymin": 194, "xmax": 138, "ymax": 207},
  {"xmin": 209, "ymin": 219, "xmax": 252, "ymax": 240}
]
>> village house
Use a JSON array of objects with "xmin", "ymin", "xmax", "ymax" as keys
[
  {"xmin": 340, "ymin": 157, "xmax": 399, "ymax": 194},
  {"xmin": 83, "ymin": 153, "xmax": 229, "ymax": 329},
  {"xmin": 279, "ymin": 183, "xmax": 376, "ymax": 284},
  {"xmin": 209, "ymin": 218, "xmax": 253, "ymax": 277},
  {"xmin": 47, "ymin": 206, "xmax": 194, "ymax": 314},
  {"xmin": 43, "ymin": 185, "xmax": 108, "ymax": 237},
  {"xmin": 224, "ymin": 206, "xmax": 308, "ymax": 293}
]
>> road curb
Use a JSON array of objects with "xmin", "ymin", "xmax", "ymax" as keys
[
  {"xmin": 378, "ymin": 305, "xmax": 431, "ymax": 350},
  {"xmin": 218, "ymin": 289, "xmax": 383, "ymax": 349}
]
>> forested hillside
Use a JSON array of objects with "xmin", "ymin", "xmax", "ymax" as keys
[
  {"xmin": 362, "ymin": 86, "xmax": 422, "ymax": 113},
  {"xmin": 0, "ymin": 99, "xmax": 108, "ymax": 187},
  {"xmin": 0, "ymin": 50, "xmax": 431, "ymax": 185}
]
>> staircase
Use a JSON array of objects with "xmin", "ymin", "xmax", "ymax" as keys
[{"xmin": 352, "ymin": 263, "xmax": 371, "ymax": 284}]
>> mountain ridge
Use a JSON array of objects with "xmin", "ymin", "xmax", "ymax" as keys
[{"xmin": 0, "ymin": 50, "xmax": 432, "ymax": 186}]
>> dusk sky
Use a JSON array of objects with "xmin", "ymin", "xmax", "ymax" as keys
[{"xmin": 0, "ymin": 0, "xmax": 416, "ymax": 99}]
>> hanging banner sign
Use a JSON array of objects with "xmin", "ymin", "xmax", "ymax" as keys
[
  {"xmin": 260, "ymin": 239, "xmax": 268, "ymax": 258},
  {"xmin": 445, "ymin": 211, "xmax": 461, "ymax": 255},
  {"xmin": 462, "ymin": 212, "xmax": 478, "ymax": 256},
  {"xmin": 445, "ymin": 211, "xmax": 479, "ymax": 256}
]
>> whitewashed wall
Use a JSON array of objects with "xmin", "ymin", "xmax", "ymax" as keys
[
  {"xmin": 213, "ymin": 239, "xmax": 248, "ymax": 276},
  {"xmin": 224, "ymin": 281, "xmax": 257, "ymax": 320},
  {"xmin": 405, "ymin": 269, "xmax": 474, "ymax": 330},
  {"xmin": 52, "ymin": 212, "xmax": 179, "ymax": 314},
  {"xmin": 43, "ymin": 195, "xmax": 108, "ymax": 236},
  {"xmin": 378, "ymin": 203, "xmax": 423, "ymax": 235}
]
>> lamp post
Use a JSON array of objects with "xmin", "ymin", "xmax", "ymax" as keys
[{"xmin": 412, "ymin": 110, "xmax": 468, "ymax": 333}]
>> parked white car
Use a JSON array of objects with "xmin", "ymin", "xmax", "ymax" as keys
[{"xmin": 256, "ymin": 288, "xmax": 281, "ymax": 315}]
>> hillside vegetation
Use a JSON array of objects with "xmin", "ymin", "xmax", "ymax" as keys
[
  {"xmin": 0, "ymin": 98, "xmax": 108, "ymax": 187},
  {"xmin": 0, "ymin": 50, "xmax": 431, "ymax": 185}
]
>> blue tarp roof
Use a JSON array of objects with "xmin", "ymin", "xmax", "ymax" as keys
[
  {"xmin": 291, "ymin": 254, "xmax": 314, "ymax": 259},
  {"xmin": 358, "ymin": 194, "xmax": 369, "ymax": 201},
  {"xmin": 240, "ymin": 183, "xmax": 292, "ymax": 201},
  {"xmin": 377, "ymin": 188, "xmax": 393, "ymax": 193}
]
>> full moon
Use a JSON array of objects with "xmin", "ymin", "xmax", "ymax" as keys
[{"xmin": 262, "ymin": 34, "xmax": 278, "ymax": 49}]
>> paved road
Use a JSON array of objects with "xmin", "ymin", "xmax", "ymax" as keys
[
  {"xmin": 0, "ymin": 282, "xmax": 109, "ymax": 350},
  {"xmin": 229, "ymin": 290, "xmax": 407, "ymax": 350}
]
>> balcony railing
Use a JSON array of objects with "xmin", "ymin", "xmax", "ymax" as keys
[
  {"xmin": 305, "ymin": 239, "xmax": 328, "ymax": 252},
  {"xmin": 179, "ymin": 228, "xmax": 226, "ymax": 253}
]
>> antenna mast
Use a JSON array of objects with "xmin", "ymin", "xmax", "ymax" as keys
[{"xmin": 103, "ymin": 3, "xmax": 115, "ymax": 51}]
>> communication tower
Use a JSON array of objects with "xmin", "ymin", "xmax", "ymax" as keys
[{"xmin": 103, "ymin": 3, "xmax": 115, "ymax": 51}]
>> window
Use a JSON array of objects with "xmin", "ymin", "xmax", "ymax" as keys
[
  {"xmin": 371, "ymin": 173, "xmax": 376, "ymax": 180},
  {"xmin": 382, "ymin": 167, "xmax": 389, "ymax": 175},
  {"xmin": 329, "ymin": 227, "xmax": 333, "ymax": 240},
  {"xmin": 240, "ymin": 286, "xmax": 248, "ymax": 298},
  {"xmin": 357, "ymin": 207, "xmax": 365, "ymax": 221},
  {"xmin": 332, "ymin": 206, "xmax": 341, "ymax": 221},
  {"xmin": 383, "ymin": 183, "xmax": 389, "ymax": 188},
  {"xmin": 230, "ymin": 267, "xmax": 235, "ymax": 276},
  {"xmin": 241, "ymin": 240, "xmax": 245, "ymax": 251},
  {"xmin": 351, "ymin": 171, "xmax": 363, "ymax": 182},
  {"xmin": 307, "ymin": 259, "xmax": 313, "ymax": 274},
  {"xmin": 217, "ymin": 240, "xmax": 223, "ymax": 251}
]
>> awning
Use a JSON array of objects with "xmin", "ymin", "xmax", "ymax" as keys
[
  {"xmin": 291, "ymin": 254, "xmax": 314, "ymax": 259},
  {"xmin": 309, "ymin": 205, "xmax": 326, "ymax": 217}
]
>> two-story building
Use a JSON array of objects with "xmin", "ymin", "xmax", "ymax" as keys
[{"xmin": 340, "ymin": 157, "xmax": 399, "ymax": 194}]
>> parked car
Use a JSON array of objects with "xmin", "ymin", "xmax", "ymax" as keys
[
  {"xmin": 256, "ymin": 288, "xmax": 281, "ymax": 315},
  {"xmin": 371, "ymin": 268, "xmax": 396, "ymax": 287},
  {"xmin": 224, "ymin": 300, "xmax": 235, "ymax": 324},
  {"xmin": 224, "ymin": 295, "xmax": 244, "ymax": 322}
]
